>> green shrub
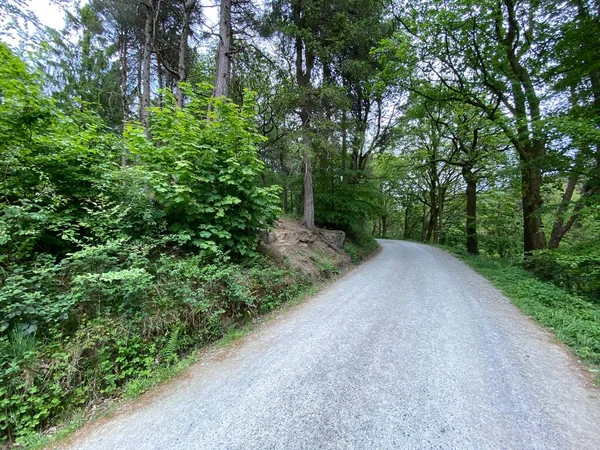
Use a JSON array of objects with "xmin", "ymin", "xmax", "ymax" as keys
[
  {"xmin": 344, "ymin": 230, "xmax": 378, "ymax": 265},
  {"xmin": 0, "ymin": 46, "xmax": 296, "ymax": 445},
  {"xmin": 125, "ymin": 86, "xmax": 281, "ymax": 256},
  {"xmin": 532, "ymin": 242, "xmax": 600, "ymax": 302}
]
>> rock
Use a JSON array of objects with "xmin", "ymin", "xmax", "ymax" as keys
[
  {"xmin": 318, "ymin": 229, "xmax": 345, "ymax": 250},
  {"xmin": 258, "ymin": 219, "xmax": 351, "ymax": 280}
]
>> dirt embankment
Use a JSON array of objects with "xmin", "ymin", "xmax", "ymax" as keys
[{"xmin": 259, "ymin": 218, "xmax": 351, "ymax": 280}]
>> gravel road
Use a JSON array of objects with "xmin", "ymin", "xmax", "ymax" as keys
[{"xmin": 63, "ymin": 240, "xmax": 600, "ymax": 450}]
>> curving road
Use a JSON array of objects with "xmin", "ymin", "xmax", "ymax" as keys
[{"xmin": 63, "ymin": 240, "xmax": 600, "ymax": 450}]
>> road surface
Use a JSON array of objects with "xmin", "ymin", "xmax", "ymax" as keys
[{"xmin": 62, "ymin": 240, "xmax": 600, "ymax": 450}]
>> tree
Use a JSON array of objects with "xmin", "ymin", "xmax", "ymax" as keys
[
  {"xmin": 214, "ymin": 0, "xmax": 232, "ymax": 98},
  {"xmin": 384, "ymin": 0, "xmax": 569, "ymax": 256}
]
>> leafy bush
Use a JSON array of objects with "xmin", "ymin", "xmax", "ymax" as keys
[
  {"xmin": 126, "ymin": 86, "xmax": 281, "ymax": 256},
  {"xmin": 343, "ymin": 230, "xmax": 379, "ymax": 265},
  {"xmin": 532, "ymin": 242, "xmax": 600, "ymax": 301}
]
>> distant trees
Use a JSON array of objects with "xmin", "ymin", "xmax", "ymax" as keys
[{"xmin": 378, "ymin": 0, "xmax": 599, "ymax": 262}]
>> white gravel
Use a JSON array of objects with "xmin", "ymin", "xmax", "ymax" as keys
[{"xmin": 62, "ymin": 240, "xmax": 600, "ymax": 450}]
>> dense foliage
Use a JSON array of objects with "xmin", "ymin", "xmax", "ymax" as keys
[{"xmin": 0, "ymin": 43, "xmax": 294, "ymax": 444}]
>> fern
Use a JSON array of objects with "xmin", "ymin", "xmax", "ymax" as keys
[{"xmin": 161, "ymin": 328, "xmax": 179, "ymax": 365}]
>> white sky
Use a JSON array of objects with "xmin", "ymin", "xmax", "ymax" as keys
[
  {"xmin": 3, "ymin": 0, "xmax": 219, "ymax": 49},
  {"xmin": 30, "ymin": 0, "xmax": 66, "ymax": 29}
]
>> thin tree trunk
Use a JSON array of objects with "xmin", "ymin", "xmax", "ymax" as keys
[
  {"xmin": 214, "ymin": 0, "xmax": 232, "ymax": 98},
  {"xmin": 341, "ymin": 109, "xmax": 347, "ymax": 171},
  {"xmin": 177, "ymin": 0, "xmax": 197, "ymax": 107},
  {"xmin": 404, "ymin": 204, "xmax": 410, "ymax": 238},
  {"xmin": 421, "ymin": 203, "xmax": 428, "ymax": 242},
  {"xmin": 548, "ymin": 173, "xmax": 578, "ymax": 249},
  {"xmin": 301, "ymin": 155, "xmax": 315, "ymax": 230},
  {"xmin": 157, "ymin": 54, "xmax": 164, "ymax": 107},
  {"xmin": 119, "ymin": 30, "xmax": 129, "ymax": 165},
  {"xmin": 142, "ymin": 9, "xmax": 152, "ymax": 138}
]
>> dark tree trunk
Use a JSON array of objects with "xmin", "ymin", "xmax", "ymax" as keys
[
  {"xmin": 520, "ymin": 152, "xmax": 547, "ymax": 254},
  {"xmin": 421, "ymin": 203, "xmax": 428, "ymax": 242},
  {"xmin": 214, "ymin": 0, "xmax": 232, "ymax": 98},
  {"xmin": 404, "ymin": 204, "xmax": 410, "ymax": 239},
  {"xmin": 464, "ymin": 169, "xmax": 478, "ymax": 255}
]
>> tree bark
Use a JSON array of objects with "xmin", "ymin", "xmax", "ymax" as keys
[
  {"xmin": 548, "ymin": 172, "xmax": 578, "ymax": 249},
  {"xmin": 214, "ymin": 0, "xmax": 232, "ymax": 98},
  {"xmin": 464, "ymin": 169, "xmax": 479, "ymax": 255},
  {"xmin": 177, "ymin": 0, "xmax": 197, "ymax": 107},
  {"xmin": 421, "ymin": 202, "xmax": 428, "ymax": 242},
  {"xmin": 520, "ymin": 152, "xmax": 547, "ymax": 254},
  {"xmin": 301, "ymin": 155, "xmax": 315, "ymax": 230},
  {"xmin": 294, "ymin": 21, "xmax": 316, "ymax": 230},
  {"xmin": 118, "ymin": 29, "xmax": 129, "ymax": 165},
  {"xmin": 141, "ymin": 7, "xmax": 152, "ymax": 138}
]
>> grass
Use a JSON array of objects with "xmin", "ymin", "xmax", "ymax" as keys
[
  {"xmin": 22, "ymin": 354, "xmax": 201, "ymax": 450},
  {"xmin": 344, "ymin": 237, "xmax": 379, "ymax": 265},
  {"xmin": 445, "ymin": 247, "xmax": 600, "ymax": 380}
]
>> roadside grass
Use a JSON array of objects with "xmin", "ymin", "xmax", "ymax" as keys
[
  {"xmin": 446, "ymin": 247, "xmax": 600, "ymax": 381},
  {"xmin": 344, "ymin": 237, "xmax": 379, "ymax": 265},
  {"xmin": 22, "ymin": 353, "xmax": 201, "ymax": 450}
]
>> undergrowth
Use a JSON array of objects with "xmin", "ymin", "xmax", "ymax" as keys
[
  {"xmin": 0, "ymin": 253, "xmax": 312, "ymax": 447},
  {"xmin": 343, "ymin": 233, "xmax": 379, "ymax": 265},
  {"xmin": 447, "ymin": 248, "xmax": 600, "ymax": 379}
]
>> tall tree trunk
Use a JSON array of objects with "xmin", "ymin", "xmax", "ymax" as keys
[
  {"xmin": 426, "ymin": 205, "xmax": 437, "ymax": 242},
  {"xmin": 142, "ymin": 8, "xmax": 152, "ymax": 138},
  {"xmin": 494, "ymin": 0, "xmax": 547, "ymax": 256},
  {"xmin": 214, "ymin": 0, "xmax": 232, "ymax": 98},
  {"xmin": 341, "ymin": 109, "xmax": 347, "ymax": 171},
  {"xmin": 404, "ymin": 204, "xmax": 410, "ymax": 238},
  {"xmin": 464, "ymin": 169, "xmax": 478, "ymax": 255},
  {"xmin": 421, "ymin": 203, "xmax": 428, "ymax": 242},
  {"xmin": 137, "ymin": 50, "xmax": 143, "ymax": 123},
  {"xmin": 177, "ymin": 0, "xmax": 197, "ymax": 107},
  {"xmin": 157, "ymin": 54, "xmax": 164, "ymax": 107},
  {"xmin": 435, "ymin": 188, "xmax": 444, "ymax": 245},
  {"xmin": 295, "ymin": 28, "xmax": 316, "ymax": 230},
  {"xmin": 302, "ymin": 155, "xmax": 315, "ymax": 230},
  {"xmin": 118, "ymin": 30, "xmax": 129, "ymax": 165},
  {"xmin": 520, "ymin": 152, "xmax": 547, "ymax": 254}
]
